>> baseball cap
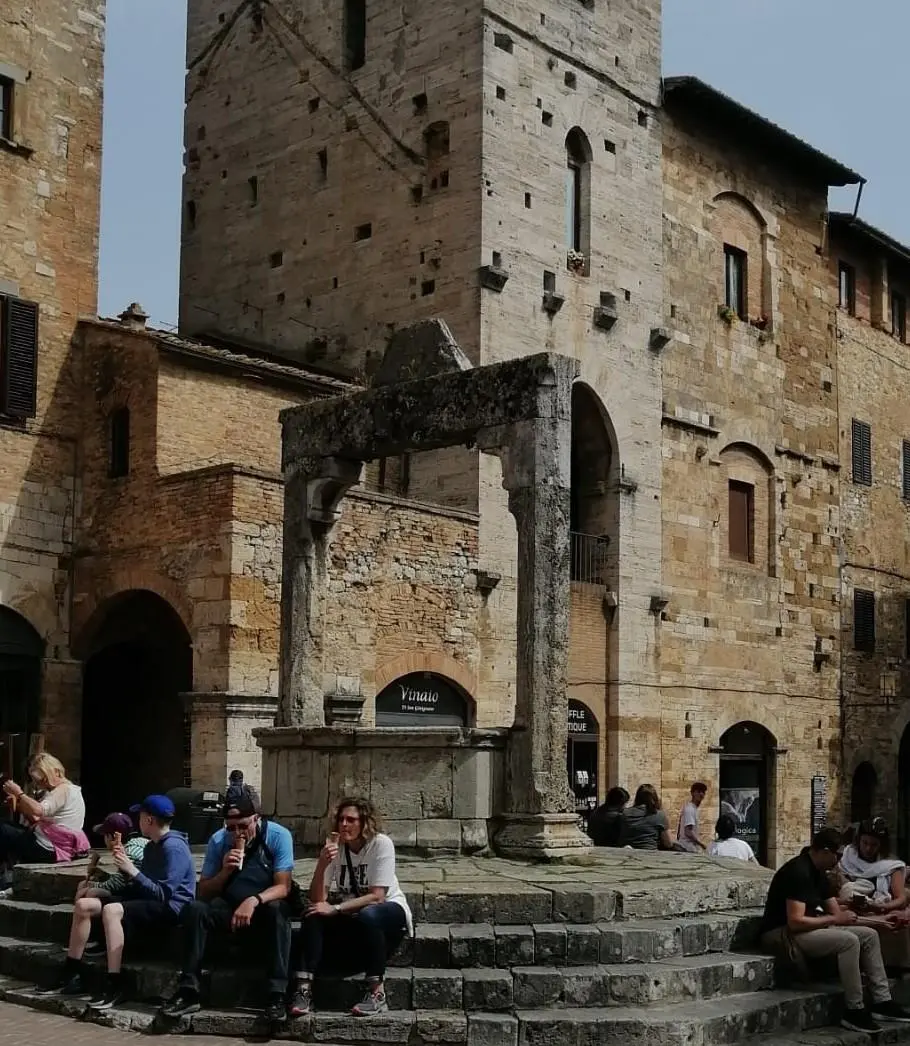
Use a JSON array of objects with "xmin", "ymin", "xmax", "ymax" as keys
[
  {"xmin": 129, "ymin": 794, "xmax": 176, "ymax": 820},
  {"xmin": 223, "ymin": 793, "xmax": 259, "ymax": 819},
  {"xmin": 93, "ymin": 812, "xmax": 134, "ymax": 838}
]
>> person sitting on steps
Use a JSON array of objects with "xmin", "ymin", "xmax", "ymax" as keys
[
  {"xmin": 160, "ymin": 792, "xmax": 296, "ymax": 1024},
  {"xmin": 288, "ymin": 797, "xmax": 412, "ymax": 1019},
  {"xmin": 618, "ymin": 784, "xmax": 674, "ymax": 851},
  {"xmin": 760, "ymin": 826, "xmax": 910, "ymax": 1034},
  {"xmin": 43, "ymin": 794, "xmax": 196, "ymax": 1011}
]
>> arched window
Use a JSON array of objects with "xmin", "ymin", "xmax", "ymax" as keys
[
  {"xmin": 424, "ymin": 121, "xmax": 450, "ymax": 191},
  {"xmin": 565, "ymin": 128, "xmax": 592, "ymax": 274}
]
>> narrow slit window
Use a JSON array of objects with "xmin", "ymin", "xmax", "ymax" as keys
[
  {"xmin": 838, "ymin": 261, "xmax": 856, "ymax": 315},
  {"xmin": 343, "ymin": 0, "xmax": 366, "ymax": 71},
  {"xmin": 892, "ymin": 291, "xmax": 907, "ymax": 342},
  {"xmin": 0, "ymin": 77, "xmax": 12, "ymax": 140},
  {"xmin": 728, "ymin": 480, "xmax": 754, "ymax": 563},
  {"xmin": 724, "ymin": 245, "xmax": 747, "ymax": 319}
]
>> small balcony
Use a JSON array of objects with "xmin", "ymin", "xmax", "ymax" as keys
[{"xmin": 570, "ymin": 531, "xmax": 611, "ymax": 587}]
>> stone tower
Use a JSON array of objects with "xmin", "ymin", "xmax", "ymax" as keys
[
  {"xmin": 181, "ymin": 0, "xmax": 665, "ymax": 789},
  {"xmin": 0, "ymin": 0, "xmax": 106, "ymax": 770}
]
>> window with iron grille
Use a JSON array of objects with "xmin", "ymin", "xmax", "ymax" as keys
[
  {"xmin": 728, "ymin": 480, "xmax": 754, "ymax": 562},
  {"xmin": 851, "ymin": 418, "xmax": 872, "ymax": 486},
  {"xmin": 854, "ymin": 589, "xmax": 875, "ymax": 653},
  {"xmin": 0, "ymin": 294, "xmax": 39, "ymax": 418}
]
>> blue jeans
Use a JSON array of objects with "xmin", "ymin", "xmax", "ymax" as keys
[{"xmin": 296, "ymin": 902, "xmax": 407, "ymax": 980}]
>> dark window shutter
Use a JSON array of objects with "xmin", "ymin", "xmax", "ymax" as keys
[
  {"xmin": 728, "ymin": 481, "xmax": 754, "ymax": 562},
  {"xmin": 851, "ymin": 419, "xmax": 872, "ymax": 486},
  {"xmin": 903, "ymin": 439, "xmax": 910, "ymax": 501},
  {"xmin": 854, "ymin": 589, "xmax": 876, "ymax": 653},
  {"xmin": 1, "ymin": 296, "xmax": 39, "ymax": 418}
]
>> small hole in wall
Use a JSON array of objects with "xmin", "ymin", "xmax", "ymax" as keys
[
  {"xmin": 496, "ymin": 85, "xmax": 506, "ymax": 100},
  {"xmin": 604, "ymin": 139, "xmax": 616, "ymax": 154},
  {"xmin": 221, "ymin": 169, "xmax": 227, "ymax": 179},
  {"xmin": 543, "ymin": 270, "xmax": 555, "ymax": 292},
  {"xmin": 197, "ymin": 125, "xmax": 206, "ymax": 141},
  {"xmin": 305, "ymin": 297, "xmax": 312, "ymax": 308},
  {"xmin": 218, "ymin": 11, "xmax": 225, "ymax": 21},
  {"xmin": 614, "ymin": 55, "xmax": 620, "ymax": 66},
  {"xmin": 185, "ymin": 200, "xmax": 197, "ymax": 230},
  {"xmin": 421, "ymin": 279, "xmax": 435, "ymax": 296},
  {"xmin": 276, "ymin": 292, "xmax": 285, "ymax": 304},
  {"xmin": 332, "ymin": 277, "xmax": 338, "ymax": 289},
  {"xmin": 419, "ymin": 250, "xmax": 426, "ymax": 263},
  {"xmin": 564, "ymin": 71, "xmax": 577, "ymax": 89},
  {"xmin": 354, "ymin": 222, "xmax": 372, "ymax": 241},
  {"xmin": 411, "ymin": 185, "xmax": 423, "ymax": 204},
  {"xmin": 318, "ymin": 148, "xmax": 328, "ymax": 180},
  {"xmin": 309, "ymin": 97, "xmax": 320, "ymax": 113},
  {"xmin": 536, "ymin": 97, "xmax": 542, "ymax": 109},
  {"xmin": 524, "ymin": 192, "xmax": 531, "ymax": 208},
  {"xmin": 248, "ymin": 175, "xmax": 258, "ymax": 204},
  {"xmin": 412, "ymin": 92, "xmax": 428, "ymax": 113},
  {"xmin": 638, "ymin": 110, "xmax": 648, "ymax": 127},
  {"xmin": 493, "ymin": 32, "xmax": 513, "ymax": 53},
  {"xmin": 624, "ymin": 289, "xmax": 631, "ymax": 302},
  {"xmin": 670, "ymin": 304, "xmax": 677, "ymax": 318},
  {"xmin": 542, "ymin": 111, "xmax": 553, "ymax": 127},
  {"xmin": 684, "ymin": 723, "xmax": 692, "ymax": 739},
  {"xmin": 540, "ymin": 12, "xmax": 545, "ymax": 23},
  {"xmin": 440, "ymin": 170, "xmax": 449, "ymax": 187},
  {"xmin": 492, "ymin": 251, "xmax": 502, "ymax": 267},
  {"xmin": 270, "ymin": 251, "xmax": 284, "ymax": 268}
]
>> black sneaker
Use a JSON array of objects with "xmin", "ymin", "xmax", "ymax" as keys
[
  {"xmin": 265, "ymin": 993, "xmax": 288, "ymax": 1022},
  {"xmin": 287, "ymin": 981, "xmax": 312, "ymax": 1018},
  {"xmin": 870, "ymin": 1001, "xmax": 910, "ymax": 1023},
  {"xmin": 89, "ymin": 982, "xmax": 128, "ymax": 1011},
  {"xmin": 841, "ymin": 1008, "xmax": 882, "ymax": 1034},
  {"xmin": 159, "ymin": 989, "xmax": 202, "ymax": 1019},
  {"xmin": 83, "ymin": 941, "xmax": 105, "ymax": 958},
  {"xmin": 36, "ymin": 973, "xmax": 91, "ymax": 1000}
]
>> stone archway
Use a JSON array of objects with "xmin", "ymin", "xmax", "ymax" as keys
[
  {"xmin": 77, "ymin": 590, "xmax": 193, "ymax": 829},
  {"xmin": 719, "ymin": 720, "xmax": 776, "ymax": 866},
  {"xmin": 0, "ymin": 605, "xmax": 44, "ymax": 782}
]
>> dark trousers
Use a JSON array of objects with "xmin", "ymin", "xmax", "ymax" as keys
[
  {"xmin": 0, "ymin": 823, "xmax": 57, "ymax": 868},
  {"xmin": 178, "ymin": 897, "xmax": 292, "ymax": 995},
  {"xmin": 295, "ymin": 902, "xmax": 407, "ymax": 980}
]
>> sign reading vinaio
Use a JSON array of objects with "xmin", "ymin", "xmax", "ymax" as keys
[{"xmin": 375, "ymin": 673, "xmax": 469, "ymax": 727}]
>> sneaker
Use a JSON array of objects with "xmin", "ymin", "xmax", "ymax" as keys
[
  {"xmin": 0, "ymin": 888, "xmax": 12, "ymax": 900},
  {"xmin": 265, "ymin": 993, "xmax": 288, "ymax": 1022},
  {"xmin": 35, "ymin": 973, "xmax": 91, "ymax": 1000},
  {"xmin": 89, "ymin": 980, "xmax": 128, "ymax": 1011},
  {"xmin": 287, "ymin": 981, "xmax": 312, "ymax": 1018},
  {"xmin": 83, "ymin": 941, "xmax": 105, "ymax": 958},
  {"xmin": 870, "ymin": 1001, "xmax": 910, "ymax": 1023},
  {"xmin": 159, "ymin": 989, "xmax": 202, "ymax": 1019},
  {"xmin": 352, "ymin": 988, "xmax": 388, "ymax": 1017},
  {"xmin": 841, "ymin": 1008, "xmax": 881, "ymax": 1034}
]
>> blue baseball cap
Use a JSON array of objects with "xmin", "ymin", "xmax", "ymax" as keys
[{"xmin": 129, "ymin": 794, "xmax": 176, "ymax": 819}]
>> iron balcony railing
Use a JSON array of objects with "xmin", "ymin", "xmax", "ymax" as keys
[{"xmin": 570, "ymin": 531, "xmax": 611, "ymax": 587}]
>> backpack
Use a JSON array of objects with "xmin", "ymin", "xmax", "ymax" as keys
[{"xmin": 225, "ymin": 782, "xmax": 254, "ymax": 809}]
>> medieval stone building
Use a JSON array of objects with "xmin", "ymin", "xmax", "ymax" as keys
[{"xmin": 1, "ymin": 0, "xmax": 908, "ymax": 860}]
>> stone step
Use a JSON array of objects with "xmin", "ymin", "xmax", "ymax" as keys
[
  {"xmin": 0, "ymin": 933, "xmax": 774, "ymax": 1011},
  {"xmin": 0, "ymin": 974, "xmax": 846, "ymax": 1046},
  {"xmin": 9, "ymin": 861, "xmax": 769, "ymax": 923},
  {"xmin": 0, "ymin": 899, "xmax": 764, "ymax": 968}
]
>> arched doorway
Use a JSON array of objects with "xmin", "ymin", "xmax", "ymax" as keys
[
  {"xmin": 851, "ymin": 761, "xmax": 877, "ymax": 824},
  {"xmin": 719, "ymin": 721, "xmax": 775, "ymax": 865},
  {"xmin": 566, "ymin": 699, "xmax": 599, "ymax": 829},
  {"xmin": 899, "ymin": 728, "xmax": 910, "ymax": 861},
  {"xmin": 79, "ymin": 591, "xmax": 192, "ymax": 831},
  {"xmin": 0, "ymin": 606, "xmax": 43, "ymax": 784},
  {"xmin": 375, "ymin": 673, "xmax": 472, "ymax": 728},
  {"xmin": 570, "ymin": 383, "xmax": 616, "ymax": 586}
]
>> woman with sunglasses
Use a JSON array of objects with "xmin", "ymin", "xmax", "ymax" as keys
[{"xmin": 288, "ymin": 797, "xmax": 411, "ymax": 1018}]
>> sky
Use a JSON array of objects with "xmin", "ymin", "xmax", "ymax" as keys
[{"xmin": 97, "ymin": 0, "xmax": 910, "ymax": 327}]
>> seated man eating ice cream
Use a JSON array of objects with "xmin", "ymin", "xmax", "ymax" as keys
[{"xmin": 160, "ymin": 792, "xmax": 296, "ymax": 1024}]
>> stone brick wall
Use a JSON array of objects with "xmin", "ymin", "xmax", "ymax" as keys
[
  {"xmin": 831, "ymin": 227, "xmax": 910, "ymax": 835},
  {"xmin": 660, "ymin": 111, "xmax": 842, "ymax": 861},
  {"xmin": 0, "ymin": 0, "xmax": 104, "ymax": 763}
]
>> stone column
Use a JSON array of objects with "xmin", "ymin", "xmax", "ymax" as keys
[
  {"xmin": 278, "ymin": 457, "xmax": 362, "ymax": 727},
  {"xmin": 481, "ymin": 357, "xmax": 591, "ymax": 857}
]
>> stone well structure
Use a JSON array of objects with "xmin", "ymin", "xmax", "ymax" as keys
[{"xmin": 256, "ymin": 323, "xmax": 591, "ymax": 857}]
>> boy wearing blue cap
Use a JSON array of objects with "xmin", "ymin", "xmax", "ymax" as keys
[{"xmin": 41, "ymin": 794, "xmax": 196, "ymax": 1011}]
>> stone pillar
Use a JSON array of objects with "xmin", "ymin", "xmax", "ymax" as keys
[
  {"xmin": 278, "ymin": 456, "xmax": 362, "ymax": 726},
  {"xmin": 481, "ymin": 358, "xmax": 591, "ymax": 857}
]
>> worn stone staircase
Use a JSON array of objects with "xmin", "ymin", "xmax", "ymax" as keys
[{"xmin": 0, "ymin": 853, "xmax": 907, "ymax": 1046}]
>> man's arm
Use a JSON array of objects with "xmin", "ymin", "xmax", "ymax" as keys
[{"xmin": 787, "ymin": 897, "xmax": 855, "ymax": 934}]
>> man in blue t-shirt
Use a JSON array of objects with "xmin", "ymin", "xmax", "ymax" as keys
[{"xmin": 160, "ymin": 794, "xmax": 296, "ymax": 1023}]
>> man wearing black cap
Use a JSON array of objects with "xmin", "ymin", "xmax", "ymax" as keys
[
  {"xmin": 161, "ymin": 793, "xmax": 295, "ymax": 1023},
  {"xmin": 41, "ymin": 794, "xmax": 196, "ymax": 1011}
]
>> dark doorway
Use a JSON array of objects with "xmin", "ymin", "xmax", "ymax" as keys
[
  {"xmin": 79, "ymin": 592, "xmax": 192, "ymax": 833},
  {"xmin": 569, "ymin": 383, "xmax": 615, "ymax": 585},
  {"xmin": 850, "ymin": 761, "xmax": 877, "ymax": 824},
  {"xmin": 567, "ymin": 699, "xmax": 599, "ymax": 829},
  {"xmin": 0, "ymin": 606, "xmax": 43, "ymax": 788},
  {"xmin": 899, "ymin": 728, "xmax": 910, "ymax": 862},
  {"xmin": 719, "ymin": 721, "xmax": 775, "ymax": 866}
]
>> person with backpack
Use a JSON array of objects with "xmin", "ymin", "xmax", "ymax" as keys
[{"xmin": 159, "ymin": 792, "xmax": 296, "ymax": 1023}]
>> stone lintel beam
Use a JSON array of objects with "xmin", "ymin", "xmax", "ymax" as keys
[{"xmin": 280, "ymin": 352, "xmax": 577, "ymax": 465}]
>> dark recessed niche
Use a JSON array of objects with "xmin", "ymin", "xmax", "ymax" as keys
[
  {"xmin": 496, "ymin": 85, "xmax": 506, "ymax": 100},
  {"xmin": 332, "ymin": 277, "xmax": 339, "ymax": 289},
  {"xmin": 309, "ymin": 97, "xmax": 320, "ymax": 113},
  {"xmin": 412, "ymin": 92, "xmax": 428, "ymax": 113},
  {"xmin": 524, "ymin": 192, "xmax": 531, "ymax": 209},
  {"xmin": 542, "ymin": 111, "xmax": 553, "ymax": 127},
  {"xmin": 604, "ymin": 139, "xmax": 616, "ymax": 154},
  {"xmin": 270, "ymin": 251, "xmax": 284, "ymax": 268},
  {"xmin": 355, "ymin": 222, "xmax": 372, "ymax": 241},
  {"xmin": 411, "ymin": 185, "xmax": 423, "ymax": 203},
  {"xmin": 421, "ymin": 279, "xmax": 436, "ymax": 296},
  {"xmin": 564, "ymin": 71, "xmax": 577, "ymax": 89},
  {"xmin": 276, "ymin": 292, "xmax": 285, "ymax": 304},
  {"xmin": 638, "ymin": 110, "xmax": 648, "ymax": 127}
]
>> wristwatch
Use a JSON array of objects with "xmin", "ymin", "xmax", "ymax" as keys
[{"xmin": 333, "ymin": 903, "xmax": 342, "ymax": 914}]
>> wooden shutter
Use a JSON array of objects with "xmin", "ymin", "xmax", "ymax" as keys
[
  {"xmin": 0, "ymin": 296, "xmax": 39, "ymax": 418},
  {"xmin": 851, "ymin": 419, "xmax": 872, "ymax": 486},
  {"xmin": 853, "ymin": 589, "xmax": 875, "ymax": 653},
  {"xmin": 728, "ymin": 481, "xmax": 753, "ymax": 562},
  {"xmin": 903, "ymin": 440, "xmax": 910, "ymax": 501}
]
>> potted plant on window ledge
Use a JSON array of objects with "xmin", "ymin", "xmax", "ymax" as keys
[
  {"xmin": 717, "ymin": 304, "xmax": 737, "ymax": 326},
  {"xmin": 566, "ymin": 249, "xmax": 587, "ymax": 274}
]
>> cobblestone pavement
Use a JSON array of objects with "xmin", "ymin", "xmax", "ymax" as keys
[{"xmin": 0, "ymin": 1002, "xmax": 252, "ymax": 1046}]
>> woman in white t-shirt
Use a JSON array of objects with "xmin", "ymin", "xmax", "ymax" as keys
[
  {"xmin": 707, "ymin": 814, "xmax": 758, "ymax": 863},
  {"xmin": 1, "ymin": 753, "xmax": 87, "ymax": 876},
  {"xmin": 289, "ymin": 797, "xmax": 411, "ymax": 1019}
]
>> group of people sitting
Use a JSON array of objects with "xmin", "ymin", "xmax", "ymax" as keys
[
  {"xmin": 1, "ymin": 754, "xmax": 410, "ymax": 1022},
  {"xmin": 587, "ymin": 781, "xmax": 757, "ymax": 860},
  {"xmin": 762, "ymin": 819, "xmax": 910, "ymax": 1034}
]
